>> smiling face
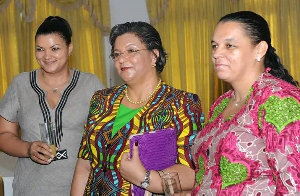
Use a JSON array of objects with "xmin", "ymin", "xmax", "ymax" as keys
[
  {"xmin": 113, "ymin": 33, "xmax": 158, "ymax": 83},
  {"xmin": 211, "ymin": 21, "xmax": 261, "ymax": 84},
  {"xmin": 35, "ymin": 33, "xmax": 73, "ymax": 74}
]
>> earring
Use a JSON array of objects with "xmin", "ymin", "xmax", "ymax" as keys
[
  {"xmin": 257, "ymin": 57, "xmax": 261, "ymax": 62},
  {"xmin": 152, "ymin": 64, "xmax": 156, "ymax": 67}
]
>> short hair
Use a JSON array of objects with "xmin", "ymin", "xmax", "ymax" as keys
[{"xmin": 109, "ymin": 21, "xmax": 167, "ymax": 73}]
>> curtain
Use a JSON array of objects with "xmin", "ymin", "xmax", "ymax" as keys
[
  {"xmin": 0, "ymin": 0, "xmax": 110, "ymax": 98},
  {"xmin": 146, "ymin": 0, "xmax": 300, "ymax": 121}
]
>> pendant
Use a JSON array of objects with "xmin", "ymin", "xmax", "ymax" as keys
[{"xmin": 53, "ymin": 88, "xmax": 58, "ymax": 93}]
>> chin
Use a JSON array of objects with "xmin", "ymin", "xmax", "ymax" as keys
[{"xmin": 216, "ymin": 73, "xmax": 230, "ymax": 81}]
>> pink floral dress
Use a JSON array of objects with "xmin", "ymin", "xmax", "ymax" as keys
[{"xmin": 192, "ymin": 71, "xmax": 300, "ymax": 195}]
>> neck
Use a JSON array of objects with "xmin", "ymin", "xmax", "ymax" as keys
[
  {"xmin": 125, "ymin": 78, "xmax": 161, "ymax": 105},
  {"xmin": 40, "ymin": 68, "xmax": 71, "ymax": 93}
]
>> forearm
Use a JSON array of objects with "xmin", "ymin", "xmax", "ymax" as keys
[
  {"xmin": 71, "ymin": 158, "xmax": 91, "ymax": 196},
  {"xmin": 0, "ymin": 132, "xmax": 31, "ymax": 157},
  {"xmin": 146, "ymin": 164, "xmax": 195, "ymax": 193}
]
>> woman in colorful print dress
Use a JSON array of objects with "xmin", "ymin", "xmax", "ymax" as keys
[
  {"xmin": 71, "ymin": 21, "xmax": 202, "ymax": 195},
  {"xmin": 192, "ymin": 11, "xmax": 300, "ymax": 195}
]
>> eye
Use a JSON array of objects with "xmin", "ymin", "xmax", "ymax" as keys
[
  {"xmin": 127, "ymin": 49, "xmax": 139, "ymax": 54},
  {"xmin": 211, "ymin": 44, "xmax": 218, "ymax": 49},
  {"xmin": 52, "ymin": 47, "xmax": 59, "ymax": 51},
  {"xmin": 36, "ymin": 47, "xmax": 43, "ymax": 52},
  {"xmin": 226, "ymin": 44, "xmax": 234, "ymax": 48},
  {"xmin": 113, "ymin": 52, "xmax": 121, "ymax": 58}
]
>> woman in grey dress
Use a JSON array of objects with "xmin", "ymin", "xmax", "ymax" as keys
[{"xmin": 0, "ymin": 16, "xmax": 104, "ymax": 196}]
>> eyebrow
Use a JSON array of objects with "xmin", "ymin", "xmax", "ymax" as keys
[{"xmin": 211, "ymin": 38, "xmax": 235, "ymax": 44}]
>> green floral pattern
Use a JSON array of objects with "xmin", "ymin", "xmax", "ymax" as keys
[
  {"xmin": 259, "ymin": 96, "xmax": 300, "ymax": 133},
  {"xmin": 195, "ymin": 156, "xmax": 206, "ymax": 187},
  {"xmin": 220, "ymin": 156, "xmax": 248, "ymax": 189},
  {"xmin": 209, "ymin": 98, "xmax": 230, "ymax": 123}
]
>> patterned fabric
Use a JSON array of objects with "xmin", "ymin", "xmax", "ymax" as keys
[
  {"xmin": 78, "ymin": 81, "xmax": 202, "ymax": 195},
  {"xmin": 192, "ymin": 71, "xmax": 300, "ymax": 195}
]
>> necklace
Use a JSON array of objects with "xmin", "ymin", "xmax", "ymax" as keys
[
  {"xmin": 232, "ymin": 92, "xmax": 248, "ymax": 107},
  {"xmin": 125, "ymin": 79, "xmax": 162, "ymax": 105},
  {"xmin": 40, "ymin": 69, "xmax": 70, "ymax": 93}
]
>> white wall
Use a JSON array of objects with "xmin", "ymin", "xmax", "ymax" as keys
[{"xmin": 106, "ymin": 0, "xmax": 150, "ymax": 87}]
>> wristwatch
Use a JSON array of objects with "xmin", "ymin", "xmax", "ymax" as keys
[{"xmin": 140, "ymin": 170, "xmax": 150, "ymax": 189}]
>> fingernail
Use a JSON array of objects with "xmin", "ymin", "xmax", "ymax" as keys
[{"xmin": 135, "ymin": 141, "xmax": 138, "ymax": 146}]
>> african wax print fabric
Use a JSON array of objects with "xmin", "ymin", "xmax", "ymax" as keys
[
  {"xmin": 192, "ymin": 71, "xmax": 300, "ymax": 195},
  {"xmin": 78, "ymin": 82, "xmax": 202, "ymax": 195}
]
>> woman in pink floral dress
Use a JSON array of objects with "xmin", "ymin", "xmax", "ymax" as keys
[{"xmin": 192, "ymin": 11, "xmax": 300, "ymax": 195}]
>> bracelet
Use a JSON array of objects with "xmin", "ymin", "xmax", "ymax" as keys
[{"xmin": 157, "ymin": 170, "xmax": 166, "ymax": 177}]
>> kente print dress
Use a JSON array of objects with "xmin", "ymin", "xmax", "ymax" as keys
[
  {"xmin": 78, "ymin": 81, "xmax": 202, "ymax": 195},
  {"xmin": 192, "ymin": 71, "xmax": 300, "ymax": 195}
]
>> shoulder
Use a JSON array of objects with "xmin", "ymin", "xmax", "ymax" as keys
[
  {"xmin": 255, "ymin": 73, "xmax": 300, "ymax": 101},
  {"xmin": 76, "ymin": 69, "xmax": 100, "ymax": 82},
  {"xmin": 7, "ymin": 71, "xmax": 33, "ymax": 87},
  {"xmin": 162, "ymin": 83, "xmax": 201, "ymax": 104},
  {"xmin": 254, "ymin": 74, "xmax": 300, "ymax": 132},
  {"xmin": 75, "ymin": 69, "xmax": 105, "ymax": 89},
  {"xmin": 92, "ymin": 84, "xmax": 126, "ymax": 100},
  {"xmin": 14, "ymin": 71, "xmax": 31, "ymax": 81}
]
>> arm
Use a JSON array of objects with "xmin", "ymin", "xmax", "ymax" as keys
[
  {"xmin": 260, "ymin": 95, "xmax": 300, "ymax": 194},
  {"xmin": 0, "ymin": 116, "xmax": 53, "ymax": 164},
  {"xmin": 120, "ymin": 145, "xmax": 195, "ymax": 193},
  {"xmin": 71, "ymin": 158, "xmax": 91, "ymax": 196},
  {"xmin": 120, "ymin": 92, "xmax": 202, "ymax": 193}
]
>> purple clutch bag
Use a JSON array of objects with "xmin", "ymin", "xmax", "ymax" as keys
[{"xmin": 129, "ymin": 128, "xmax": 177, "ymax": 195}]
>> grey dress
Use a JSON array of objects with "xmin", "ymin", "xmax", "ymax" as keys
[{"xmin": 0, "ymin": 68, "xmax": 105, "ymax": 196}]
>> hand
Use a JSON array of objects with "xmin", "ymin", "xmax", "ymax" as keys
[
  {"xmin": 119, "ymin": 143, "xmax": 146, "ymax": 185},
  {"xmin": 28, "ymin": 141, "xmax": 54, "ymax": 164}
]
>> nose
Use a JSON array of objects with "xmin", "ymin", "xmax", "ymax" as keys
[
  {"xmin": 44, "ymin": 50, "xmax": 52, "ymax": 59},
  {"xmin": 212, "ymin": 47, "xmax": 223, "ymax": 60},
  {"xmin": 117, "ymin": 53, "xmax": 129, "ymax": 63}
]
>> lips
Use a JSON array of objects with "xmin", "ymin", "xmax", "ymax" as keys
[
  {"xmin": 43, "ymin": 60, "xmax": 56, "ymax": 65},
  {"xmin": 214, "ymin": 62, "xmax": 228, "ymax": 69},
  {"xmin": 121, "ymin": 67, "xmax": 131, "ymax": 71}
]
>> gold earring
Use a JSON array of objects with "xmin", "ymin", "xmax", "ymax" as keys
[{"xmin": 152, "ymin": 64, "xmax": 156, "ymax": 67}]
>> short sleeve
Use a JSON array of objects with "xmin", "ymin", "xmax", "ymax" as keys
[
  {"xmin": 0, "ymin": 77, "xmax": 20, "ymax": 122},
  {"xmin": 77, "ymin": 92, "xmax": 100, "ymax": 160},
  {"xmin": 176, "ymin": 92, "xmax": 202, "ymax": 168}
]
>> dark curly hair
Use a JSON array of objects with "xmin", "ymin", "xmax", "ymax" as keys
[
  {"xmin": 219, "ymin": 11, "xmax": 299, "ymax": 87},
  {"xmin": 109, "ymin": 21, "xmax": 167, "ymax": 73},
  {"xmin": 35, "ymin": 16, "xmax": 72, "ymax": 46}
]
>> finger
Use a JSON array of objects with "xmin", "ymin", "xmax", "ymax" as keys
[
  {"xmin": 131, "ymin": 142, "xmax": 140, "ymax": 160},
  {"xmin": 125, "ymin": 152, "xmax": 131, "ymax": 161},
  {"xmin": 30, "ymin": 142, "xmax": 54, "ymax": 161},
  {"xmin": 121, "ymin": 152, "xmax": 130, "ymax": 162},
  {"xmin": 32, "ymin": 154, "xmax": 51, "ymax": 164},
  {"xmin": 38, "ymin": 143, "xmax": 55, "ymax": 159}
]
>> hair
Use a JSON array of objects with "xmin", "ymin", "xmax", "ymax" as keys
[
  {"xmin": 219, "ymin": 11, "xmax": 299, "ymax": 87},
  {"xmin": 35, "ymin": 16, "xmax": 72, "ymax": 45},
  {"xmin": 109, "ymin": 21, "xmax": 167, "ymax": 73}
]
